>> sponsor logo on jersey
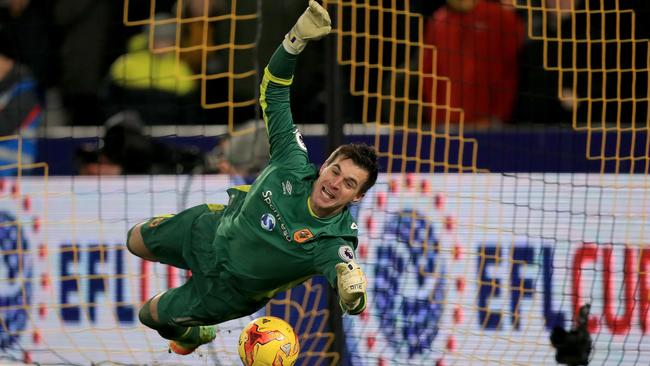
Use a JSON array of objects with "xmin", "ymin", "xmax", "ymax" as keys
[
  {"xmin": 293, "ymin": 228, "xmax": 314, "ymax": 243},
  {"xmin": 260, "ymin": 213, "xmax": 276, "ymax": 231},
  {"xmin": 294, "ymin": 129, "xmax": 307, "ymax": 151},
  {"xmin": 339, "ymin": 245, "xmax": 355, "ymax": 262},
  {"xmin": 282, "ymin": 180, "xmax": 293, "ymax": 196},
  {"xmin": 261, "ymin": 190, "xmax": 291, "ymax": 241},
  {"xmin": 351, "ymin": 222, "xmax": 358, "ymax": 230}
]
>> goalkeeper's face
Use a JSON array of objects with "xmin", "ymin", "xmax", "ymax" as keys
[{"xmin": 311, "ymin": 157, "xmax": 369, "ymax": 218}]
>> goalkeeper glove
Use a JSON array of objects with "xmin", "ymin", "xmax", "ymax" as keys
[
  {"xmin": 282, "ymin": 0, "xmax": 332, "ymax": 55},
  {"xmin": 336, "ymin": 260, "xmax": 366, "ymax": 311}
]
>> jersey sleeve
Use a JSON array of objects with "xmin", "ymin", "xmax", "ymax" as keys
[
  {"xmin": 260, "ymin": 45, "xmax": 309, "ymax": 167},
  {"xmin": 313, "ymin": 238, "xmax": 367, "ymax": 315}
]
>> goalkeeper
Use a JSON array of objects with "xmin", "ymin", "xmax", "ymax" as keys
[{"xmin": 126, "ymin": 0, "xmax": 378, "ymax": 356}]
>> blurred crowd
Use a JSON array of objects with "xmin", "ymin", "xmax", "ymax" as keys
[
  {"xmin": 0, "ymin": 0, "xmax": 648, "ymax": 177},
  {"xmin": 0, "ymin": 0, "xmax": 337, "ymax": 127}
]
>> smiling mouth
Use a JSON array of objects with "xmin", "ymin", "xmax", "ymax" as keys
[{"xmin": 322, "ymin": 186, "xmax": 335, "ymax": 200}]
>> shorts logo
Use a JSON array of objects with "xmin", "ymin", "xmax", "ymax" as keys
[
  {"xmin": 148, "ymin": 217, "xmax": 166, "ymax": 228},
  {"xmin": 293, "ymin": 228, "xmax": 314, "ymax": 243},
  {"xmin": 338, "ymin": 245, "xmax": 355, "ymax": 262},
  {"xmin": 172, "ymin": 317, "xmax": 203, "ymax": 326},
  {"xmin": 260, "ymin": 213, "xmax": 276, "ymax": 231}
]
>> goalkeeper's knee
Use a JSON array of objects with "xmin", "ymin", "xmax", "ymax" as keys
[
  {"xmin": 138, "ymin": 298, "xmax": 158, "ymax": 329},
  {"xmin": 126, "ymin": 222, "xmax": 157, "ymax": 261},
  {"xmin": 139, "ymin": 293, "xmax": 190, "ymax": 340}
]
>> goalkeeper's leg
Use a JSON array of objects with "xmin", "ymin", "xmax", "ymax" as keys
[
  {"xmin": 126, "ymin": 204, "xmax": 215, "ymax": 269},
  {"xmin": 139, "ymin": 290, "xmax": 216, "ymax": 355},
  {"xmin": 126, "ymin": 222, "xmax": 157, "ymax": 261}
]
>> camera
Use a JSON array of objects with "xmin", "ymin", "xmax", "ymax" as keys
[{"xmin": 550, "ymin": 304, "xmax": 593, "ymax": 365}]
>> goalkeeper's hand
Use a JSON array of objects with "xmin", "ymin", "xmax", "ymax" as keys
[
  {"xmin": 336, "ymin": 260, "xmax": 366, "ymax": 311},
  {"xmin": 283, "ymin": 0, "xmax": 332, "ymax": 55}
]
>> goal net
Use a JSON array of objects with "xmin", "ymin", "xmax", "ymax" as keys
[{"xmin": 1, "ymin": 0, "xmax": 649, "ymax": 365}]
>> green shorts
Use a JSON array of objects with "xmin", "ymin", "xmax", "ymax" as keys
[
  {"xmin": 139, "ymin": 204, "xmax": 223, "ymax": 269},
  {"xmin": 140, "ymin": 204, "xmax": 258, "ymax": 326}
]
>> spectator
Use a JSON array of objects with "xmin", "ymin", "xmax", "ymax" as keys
[
  {"xmin": 0, "ymin": 0, "xmax": 54, "ymax": 88},
  {"xmin": 77, "ymin": 116, "xmax": 270, "ymax": 181},
  {"xmin": 174, "ymin": 0, "xmax": 255, "ymax": 124},
  {"xmin": 54, "ymin": 0, "xmax": 115, "ymax": 125},
  {"xmin": 422, "ymin": 0, "xmax": 525, "ymax": 127},
  {"xmin": 104, "ymin": 13, "xmax": 199, "ymax": 125},
  {"xmin": 175, "ymin": 0, "xmax": 227, "ymax": 75},
  {"xmin": 189, "ymin": 0, "xmax": 332, "ymax": 124},
  {"xmin": 76, "ymin": 110, "xmax": 205, "ymax": 175},
  {"xmin": 0, "ymin": 52, "xmax": 42, "ymax": 175},
  {"xmin": 75, "ymin": 148, "xmax": 122, "ymax": 176},
  {"xmin": 368, "ymin": 1, "xmax": 447, "ymax": 126},
  {"xmin": 513, "ymin": 0, "xmax": 584, "ymax": 125},
  {"xmin": 204, "ymin": 121, "xmax": 270, "ymax": 183},
  {"xmin": 514, "ymin": 0, "xmax": 649, "ymax": 126},
  {"xmin": 174, "ymin": 0, "xmax": 336, "ymax": 124}
]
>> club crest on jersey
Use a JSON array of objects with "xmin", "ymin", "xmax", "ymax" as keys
[
  {"xmin": 293, "ymin": 228, "xmax": 314, "ymax": 243},
  {"xmin": 293, "ymin": 129, "xmax": 307, "ymax": 151},
  {"xmin": 338, "ymin": 245, "xmax": 355, "ymax": 262},
  {"xmin": 260, "ymin": 213, "xmax": 276, "ymax": 231}
]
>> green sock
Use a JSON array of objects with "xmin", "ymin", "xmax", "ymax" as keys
[
  {"xmin": 158, "ymin": 324, "xmax": 193, "ymax": 342},
  {"xmin": 138, "ymin": 299, "xmax": 191, "ymax": 342},
  {"xmin": 175, "ymin": 326, "xmax": 202, "ymax": 344}
]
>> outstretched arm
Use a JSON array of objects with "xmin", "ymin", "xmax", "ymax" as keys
[{"xmin": 260, "ymin": 0, "xmax": 331, "ymax": 165}]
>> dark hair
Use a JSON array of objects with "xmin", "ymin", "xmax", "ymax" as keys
[{"xmin": 325, "ymin": 143, "xmax": 379, "ymax": 194}]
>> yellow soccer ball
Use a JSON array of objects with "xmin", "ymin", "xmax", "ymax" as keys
[{"xmin": 238, "ymin": 316, "xmax": 300, "ymax": 366}]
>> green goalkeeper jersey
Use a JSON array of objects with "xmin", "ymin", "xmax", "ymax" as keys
[{"xmin": 205, "ymin": 46, "xmax": 361, "ymax": 310}]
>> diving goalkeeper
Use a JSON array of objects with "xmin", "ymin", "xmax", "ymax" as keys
[{"xmin": 126, "ymin": 0, "xmax": 378, "ymax": 355}]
